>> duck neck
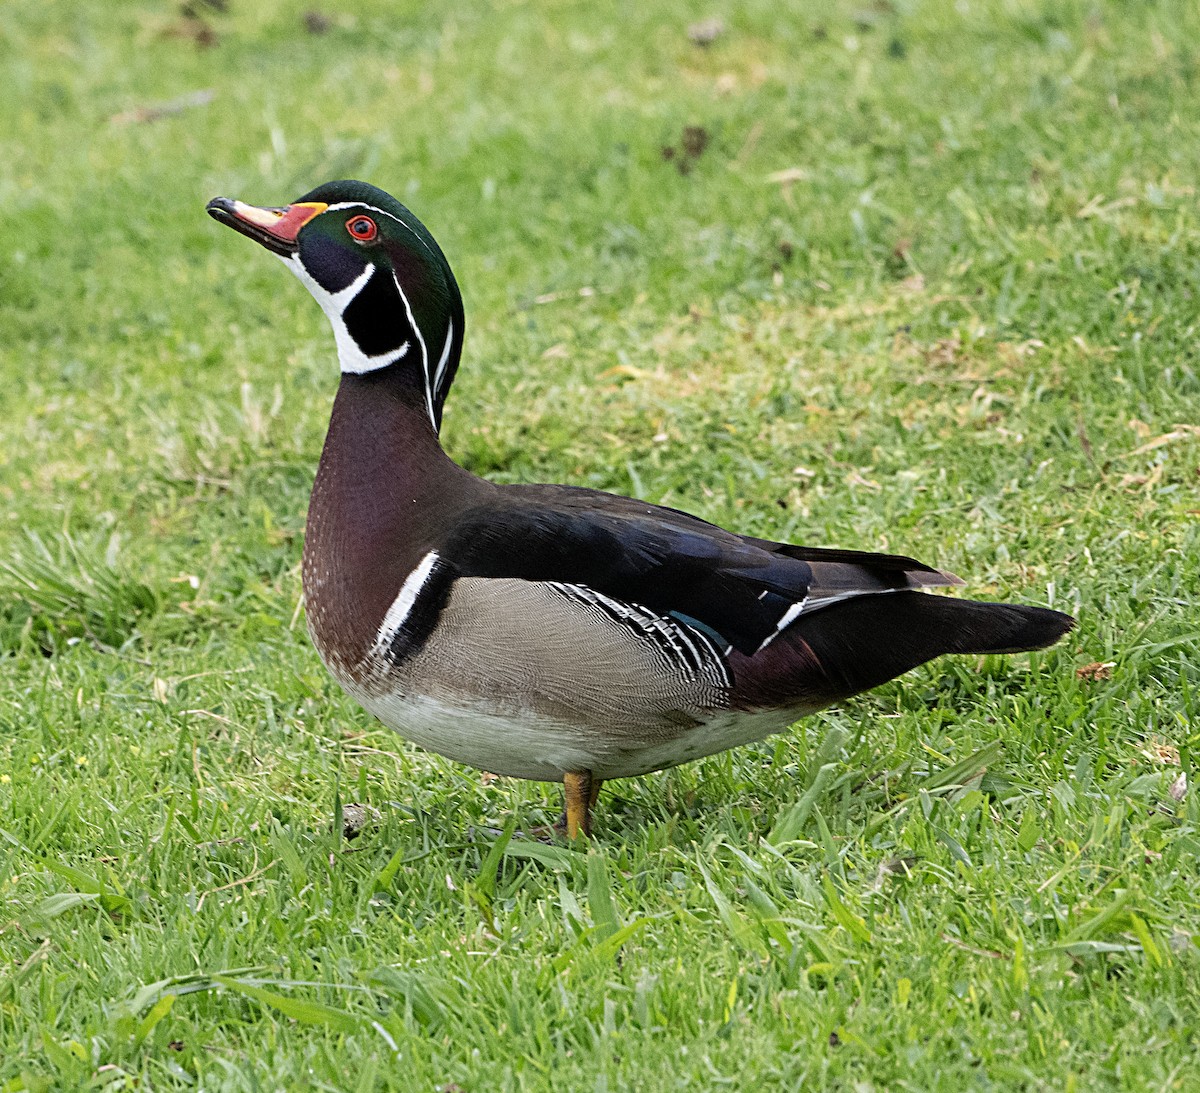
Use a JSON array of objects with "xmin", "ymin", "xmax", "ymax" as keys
[{"xmin": 301, "ymin": 366, "xmax": 477, "ymax": 669}]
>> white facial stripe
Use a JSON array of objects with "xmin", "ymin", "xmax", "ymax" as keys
[
  {"xmin": 433, "ymin": 321, "xmax": 454, "ymax": 394},
  {"xmin": 342, "ymin": 341, "xmax": 410, "ymax": 375},
  {"xmin": 325, "ymin": 201, "xmax": 439, "ymax": 260},
  {"xmin": 280, "ymin": 255, "xmax": 409, "ymax": 375},
  {"xmin": 282, "ymin": 254, "xmax": 373, "ymax": 317},
  {"xmin": 391, "ymin": 270, "xmax": 436, "ymax": 430},
  {"xmin": 371, "ymin": 551, "xmax": 441, "ymax": 658},
  {"xmin": 280, "ymin": 206, "xmax": 447, "ymax": 416}
]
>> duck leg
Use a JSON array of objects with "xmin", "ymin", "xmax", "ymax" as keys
[{"xmin": 560, "ymin": 771, "xmax": 602, "ymax": 839}]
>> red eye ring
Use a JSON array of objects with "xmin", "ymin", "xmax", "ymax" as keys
[{"xmin": 347, "ymin": 216, "xmax": 378, "ymax": 242}]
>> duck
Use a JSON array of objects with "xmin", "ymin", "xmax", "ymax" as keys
[{"xmin": 206, "ymin": 180, "xmax": 1074, "ymax": 839}]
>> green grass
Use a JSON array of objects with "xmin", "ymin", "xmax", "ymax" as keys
[{"xmin": 2, "ymin": 0, "xmax": 1199, "ymax": 1087}]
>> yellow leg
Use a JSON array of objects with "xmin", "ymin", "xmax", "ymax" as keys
[{"xmin": 563, "ymin": 771, "xmax": 598, "ymax": 839}]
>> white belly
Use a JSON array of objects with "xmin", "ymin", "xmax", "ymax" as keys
[{"xmin": 346, "ymin": 681, "xmax": 810, "ymax": 780}]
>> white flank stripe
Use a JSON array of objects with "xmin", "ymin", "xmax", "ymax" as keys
[
  {"xmin": 548, "ymin": 582, "xmax": 731, "ymax": 688},
  {"xmin": 669, "ymin": 624, "xmax": 705, "ymax": 673},
  {"xmin": 371, "ymin": 551, "xmax": 440, "ymax": 656}
]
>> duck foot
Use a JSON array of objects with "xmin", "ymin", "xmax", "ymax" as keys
[{"xmin": 561, "ymin": 771, "xmax": 603, "ymax": 840}]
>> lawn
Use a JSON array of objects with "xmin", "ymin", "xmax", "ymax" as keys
[{"xmin": 2, "ymin": 0, "xmax": 1199, "ymax": 1087}]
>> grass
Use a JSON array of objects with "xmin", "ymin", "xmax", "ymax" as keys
[{"xmin": 1, "ymin": 0, "xmax": 1199, "ymax": 1087}]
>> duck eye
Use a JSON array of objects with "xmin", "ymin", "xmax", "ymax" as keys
[{"xmin": 347, "ymin": 216, "xmax": 378, "ymax": 242}]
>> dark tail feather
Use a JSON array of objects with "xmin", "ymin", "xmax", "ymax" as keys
[
  {"xmin": 930, "ymin": 597, "xmax": 1076, "ymax": 656},
  {"xmin": 801, "ymin": 592, "xmax": 1074, "ymax": 696}
]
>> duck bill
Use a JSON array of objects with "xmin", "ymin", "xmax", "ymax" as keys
[{"xmin": 206, "ymin": 197, "xmax": 328, "ymax": 256}]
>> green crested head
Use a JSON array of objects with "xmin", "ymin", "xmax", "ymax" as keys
[{"xmin": 207, "ymin": 179, "xmax": 464, "ymax": 432}]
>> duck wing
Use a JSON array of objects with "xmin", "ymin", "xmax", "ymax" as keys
[{"xmin": 442, "ymin": 484, "xmax": 958, "ymax": 657}]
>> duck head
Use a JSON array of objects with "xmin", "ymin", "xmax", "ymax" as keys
[{"xmin": 207, "ymin": 180, "xmax": 464, "ymax": 432}]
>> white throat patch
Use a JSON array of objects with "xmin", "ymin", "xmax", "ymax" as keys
[{"xmin": 279, "ymin": 255, "xmax": 409, "ymax": 376}]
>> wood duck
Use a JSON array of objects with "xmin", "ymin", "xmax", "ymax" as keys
[{"xmin": 206, "ymin": 180, "xmax": 1074, "ymax": 839}]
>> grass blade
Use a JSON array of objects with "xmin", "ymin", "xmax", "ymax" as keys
[
  {"xmin": 821, "ymin": 874, "xmax": 872, "ymax": 945},
  {"xmin": 924, "ymin": 740, "xmax": 1003, "ymax": 792},
  {"xmin": 134, "ymin": 993, "xmax": 176, "ymax": 1046},
  {"xmin": 586, "ymin": 851, "xmax": 620, "ymax": 941},
  {"xmin": 503, "ymin": 841, "xmax": 575, "ymax": 871},
  {"xmin": 38, "ymin": 859, "xmax": 131, "ymax": 915},
  {"xmin": 697, "ymin": 858, "xmax": 768, "ymax": 956},
  {"xmin": 769, "ymin": 762, "xmax": 837, "ymax": 845},
  {"xmin": 369, "ymin": 967, "xmax": 447, "ymax": 1028},
  {"xmin": 215, "ymin": 976, "xmax": 362, "ymax": 1033},
  {"xmin": 476, "ymin": 816, "xmax": 517, "ymax": 901}
]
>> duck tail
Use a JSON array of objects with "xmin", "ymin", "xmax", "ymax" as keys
[
  {"xmin": 730, "ymin": 591, "xmax": 1075, "ymax": 709},
  {"xmin": 801, "ymin": 592, "xmax": 1075, "ymax": 697},
  {"xmin": 924, "ymin": 597, "xmax": 1076, "ymax": 656}
]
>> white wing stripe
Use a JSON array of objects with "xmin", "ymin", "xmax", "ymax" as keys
[
  {"xmin": 757, "ymin": 586, "xmax": 916, "ymax": 652},
  {"xmin": 756, "ymin": 595, "xmax": 808, "ymax": 654},
  {"xmin": 804, "ymin": 587, "xmax": 903, "ymax": 611}
]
